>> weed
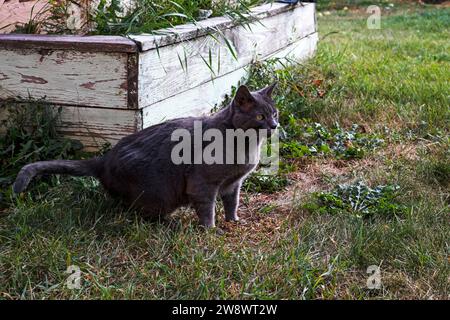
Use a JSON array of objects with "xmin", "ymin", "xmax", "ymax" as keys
[
  {"xmin": 90, "ymin": 0, "xmax": 263, "ymax": 35},
  {"xmin": 281, "ymin": 120, "xmax": 384, "ymax": 160},
  {"xmin": 243, "ymin": 173, "xmax": 289, "ymax": 193},
  {"xmin": 0, "ymin": 101, "xmax": 83, "ymax": 207},
  {"xmin": 305, "ymin": 181, "xmax": 407, "ymax": 218}
]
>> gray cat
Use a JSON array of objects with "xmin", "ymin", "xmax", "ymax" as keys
[{"xmin": 13, "ymin": 83, "xmax": 278, "ymax": 228}]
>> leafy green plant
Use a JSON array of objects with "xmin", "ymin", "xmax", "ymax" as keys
[
  {"xmin": 305, "ymin": 181, "xmax": 407, "ymax": 218},
  {"xmin": 8, "ymin": 0, "xmax": 79, "ymax": 35},
  {"xmin": 281, "ymin": 120, "xmax": 384, "ymax": 160},
  {"xmin": 91, "ymin": 0, "xmax": 263, "ymax": 35},
  {"xmin": 243, "ymin": 173, "xmax": 289, "ymax": 193},
  {"xmin": 0, "ymin": 101, "xmax": 83, "ymax": 206}
]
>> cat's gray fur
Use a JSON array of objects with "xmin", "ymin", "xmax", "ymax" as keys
[{"xmin": 13, "ymin": 84, "xmax": 278, "ymax": 227}]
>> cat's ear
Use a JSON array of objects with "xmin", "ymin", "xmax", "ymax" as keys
[
  {"xmin": 259, "ymin": 82, "xmax": 277, "ymax": 97},
  {"xmin": 233, "ymin": 85, "xmax": 255, "ymax": 112}
]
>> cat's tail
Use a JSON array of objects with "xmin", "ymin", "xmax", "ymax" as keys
[{"xmin": 13, "ymin": 158, "xmax": 102, "ymax": 193}]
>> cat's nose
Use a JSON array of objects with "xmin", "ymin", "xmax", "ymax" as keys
[{"xmin": 269, "ymin": 120, "xmax": 278, "ymax": 130}]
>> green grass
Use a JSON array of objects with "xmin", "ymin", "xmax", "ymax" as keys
[
  {"xmin": 0, "ymin": 2, "xmax": 449, "ymax": 299},
  {"xmin": 292, "ymin": 5, "xmax": 449, "ymax": 132}
]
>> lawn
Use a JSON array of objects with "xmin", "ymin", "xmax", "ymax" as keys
[{"xmin": 0, "ymin": 1, "xmax": 449, "ymax": 299}]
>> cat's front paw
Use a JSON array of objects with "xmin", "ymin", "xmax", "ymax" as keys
[
  {"xmin": 199, "ymin": 218, "xmax": 216, "ymax": 228},
  {"xmin": 225, "ymin": 214, "xmax": 240, "ymax": 222}
]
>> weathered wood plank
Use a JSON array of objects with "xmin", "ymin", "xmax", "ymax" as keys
[
  {"xmin": 0, "ymin": 34, "xmax": 138, "ymax": 53},
  {"xmin": 141, "ymin": 31, "xmax": 318, "ymax": 129},
  {"xmin": 0, "ymin": 49, "xmax": 130, "ymax": 109},
  {"xmin": 0, "ymin": 103, "xmax": 141, "ymax": 151},
  {"xmin": 127, "ymin": 53, "xmax": 139, "ymax": 109},
  {"xmin": 55, "ymin": 106, "xmax": 141, "ymax": 151},
  {"xmin": 137, "ymin": 3, "xmax": 316, "ymax": 108},
  {"xmin": 268, "ymin": 32, "xmax": 318, "ymax": 62},
  {"xmin": 142, "ymin": 68, "xmax": 246, "ymax": 128},
  {"xmin": 130, "ymin": 2, "xmax": 311, "ymax": 51}
]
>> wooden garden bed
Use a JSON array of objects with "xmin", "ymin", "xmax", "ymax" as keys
[{"xmin": 0, "ymin": 2, "xmax": 317, "ymax": 150}]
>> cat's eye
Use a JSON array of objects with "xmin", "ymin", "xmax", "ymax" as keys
[
  {"xmin": 273, "ymin": 111, "xmax": 278, "ymax": 117},
  {"xmin": 256, "ymin": 114, "xmax": 264, "ymax": 121}
]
